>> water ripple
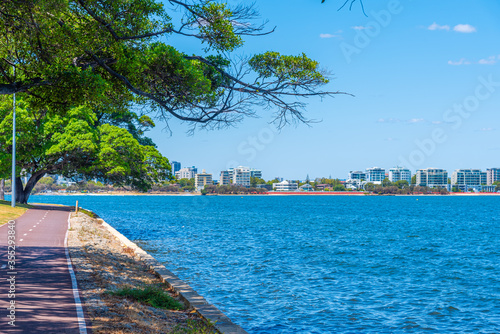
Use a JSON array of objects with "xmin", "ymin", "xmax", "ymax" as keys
[{"xmin": 30, "ymin": 195, "xmax": 500, "ymax": 333}]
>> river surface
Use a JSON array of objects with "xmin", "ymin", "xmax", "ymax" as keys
[{"xmin": 27, "ymin": 195, "xmax": 500, "ymax": 333}]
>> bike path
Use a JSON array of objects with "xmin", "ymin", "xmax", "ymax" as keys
[{"xmin": 0, "ymin": 206, "xmax": 89, "ymax": 333}]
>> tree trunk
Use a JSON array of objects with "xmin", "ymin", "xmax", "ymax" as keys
[
  {"xmin": 14, "ymin": 173, "xmax": 46, "ymax": 204},
  {"xmin": 0, "ymin": 179, "xmax": 4, "ymax": 200}
]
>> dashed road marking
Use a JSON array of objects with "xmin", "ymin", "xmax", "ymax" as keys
[
  {"xmin": 24, "ymin": 233, "xmax": 27, "ymax": 236},
  {"xmin": 29, "ymin": 229, "xmax": 32, "ymax": 232},
  {"xmin": 19, "ymin": 239, "xmax": 23, "ymax": 242}
]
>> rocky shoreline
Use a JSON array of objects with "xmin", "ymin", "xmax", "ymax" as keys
[{"xmin": 67, "ymin": 212, "xmax": 216, "ymax": 333}]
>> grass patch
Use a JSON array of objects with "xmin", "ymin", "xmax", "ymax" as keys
[
  {"xmin": 0, "ymin": 200, "xmax": 32, "ymax": 225},
  {"xmin": 79, "ymin": 208, "xmax": 97, "ymax": 218},
  {"xmin": 109, "ymin": 285, "xmax": 186, "ymax": 310},
  {"xmin": 171, "ymin": 319, "xmax": 217, "ymax": 334}
]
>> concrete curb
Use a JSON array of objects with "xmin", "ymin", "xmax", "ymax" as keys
[{"xmin": 94, "ymin": 218, "xmax": 248, "ymax": 334}]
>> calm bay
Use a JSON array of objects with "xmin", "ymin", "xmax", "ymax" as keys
[{"xmin": 29, "ymin": 194, "xmax": 500, "ymax": 333}]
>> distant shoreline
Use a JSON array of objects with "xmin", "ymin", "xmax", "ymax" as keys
[{"xmin": 32, "ymin": 192, "xmax": 500, "ymax": 197}]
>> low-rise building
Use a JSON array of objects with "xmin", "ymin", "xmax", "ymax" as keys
[
  {"xmin": 195, "ymin": 170, "xmax": 212, "ymax": 190},
  {"xmin": 257, "ymin": 184, "xmax": 272, "ymax": 191},
  {"xmin": 273, "ymin": 180, "xmax": 298, "ymax": 192},
  {"xmin": 416, "ymin": 168, "xmax": 448, "ymax": 188},
  {"xmin": 299, "ymin": 183, "xmax": 314, "ymax": 192},
  {"xmin": 389, "ymin": 166, "xmax": 411, "ymax": 183}
]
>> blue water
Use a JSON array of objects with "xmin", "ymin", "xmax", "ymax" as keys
[{"xmin": 27, "ymin": 195, "xmax": 500, "ymax": 333}]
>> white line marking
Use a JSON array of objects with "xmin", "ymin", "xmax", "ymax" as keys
[
  {"xmin": 19, "ymin": 239, "xmax": 23, "ymax": 242},
  {"xmin": 65, "ymin": 214, "xmax": 88, "ymax": 334},
  {"xmin": 24, "ymin": 233, "xmax": 27, "ymax": 236},
  {"xmin": 29, "ymin": 229, "xmax": 32, "ymax": 232}
]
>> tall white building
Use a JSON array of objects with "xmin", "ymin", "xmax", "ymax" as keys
[
  {"xmin": 366, "ymin": 167, "xmax": 386, "ymax": 182},
  {"xmin": 232, "ymin": 166, "xmax": 251, "ymax": 187},
  {"xmin": 451, "ymin": 169, "xmax": 487, "ymax": 191},
  {"xmin": 348, "ymin": 171, "xmax": 367, "ymax": 181},
  {"xmin": 175, "ymin": 167, "xmax": 197, "ymax": 179},
  {"xmin": 389, "ymin": 167, "xmax": 411, "ymax": 183},
  {"xmin": 219, "ymin": 171, "xmax": 231, "ymax": 185},
  {"xmin": 195, "ymin": 170, "xmax": 212, "ymax": 190},
  {"xmin": 487, "ymin": 168, "xmax": 500, "ymax": 185},
  {"xmin": 250, "ymin": 168, "xmax": 262, "ymax": 179},
  {"xmin": 416, "ymin": 168, "xmax": 448, "ymax": 188}
]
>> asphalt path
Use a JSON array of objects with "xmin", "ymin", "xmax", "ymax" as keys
[{"xmin": 0, "ymin": 206, "xmax": 89, "ymax": 333}]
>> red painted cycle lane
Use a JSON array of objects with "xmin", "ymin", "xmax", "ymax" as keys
[{"xmin": 0, "ymin": 207, "xmax": 89, "ymax": 333}]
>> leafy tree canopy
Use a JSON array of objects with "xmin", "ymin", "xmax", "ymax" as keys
[
  {"xmin": 0, "ymin": 0, "xmax": 347, "ymax": 130},
  {"xmin": 0, "ymin": 96, "xmax": 170, "ymax": 203}
]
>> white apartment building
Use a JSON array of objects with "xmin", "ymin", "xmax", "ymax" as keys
[
  {"xmin": 273, "ymin": 180, "xmax": 298, "ymax": 192},
  {"xmin": 195, "ymin": 170, "xmax": 212, "ymax": 190},
  {"xmin": 348, "ymin": 171, "xmax": 367, "ymax": 181},
  {"xmin": 366, "ymin": 167, "xmax": 386, "ymax": 182},
  {"xmin": 451, "ymin": 169, "xmax": 487, "ymax": 186},
  {"xmin": 416, "ymin": 168, "xmax": 448, "ymax": 188},
  {"xmin": 219, "ymin": 170, "xmax": 231, "ymax": 186},
  {"xmin": 232, "ymin": 166, "xmax": 251, "ymax": 187},
  {"xmin": 389, "ymin": 166, "xmax": 411, "ymax": 183},
  {"xmin": 175, "ymin": 167, "xmax": 197, "ymax": 179},
  {"xmin": 487, "ymin": 168, "xmax": 500, "ymax": 185},
  {"xmin": 250, "ymin": 168, "xmax": 262, "ymax": 179}
]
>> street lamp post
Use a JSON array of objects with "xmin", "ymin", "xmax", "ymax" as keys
[{"xmin": 11, "ymin": 67, "xmax": 16, "ymax": 207}]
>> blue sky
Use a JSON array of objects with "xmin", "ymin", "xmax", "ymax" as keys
[{"xmin": 150, "ymin": 0, "xmax": 500, "ymax": 180}]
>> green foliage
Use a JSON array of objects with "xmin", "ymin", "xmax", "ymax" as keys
[
  {"xmin": 109, "ymin": 285, "xmax": 185, "ymax": 310},
  {"xmin": 0, "ymin": 0, "xmax": 339, "ymax": 129},
  {"xmin": 38, "ymin": 177, "xmax": 55, "ymax": 185},
  {"xmin": 249, "ymin": 52, "xmax": 328, "ymax": 84},
  {"xmin": 204, "ymin": 184, "xmax": 267, "ymax": 195},
  {"xmin": 394, "ymin": 180, "xmax": 409, "ymax": 189},
  {"xmin": 250, "ymin": 177, "xmax": 266, "ymax": 187},
  {"xmin": 381, "ymin": 178, "xmax": 392, "ymax": 187},
  {"xmin": 0, "ymin": 96, "xmax": 171, "ymax": 202},
  {"xmin": 195, "ymin": 2, "xmax": 243, "ymax": 52},
  {"xmin": 171, "ymin": 319, "xmax": 217, "ymax": 334},
  {"xmin": 313, "ymin": 178, "xmax": 345, "ymax": 191}
]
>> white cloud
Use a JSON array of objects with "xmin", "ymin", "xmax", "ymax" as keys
[
  {"xmin": 453, "ymin": 24, "xmax": 476, "ymax": 33},
  {"xmin": 378, "ymin": 118, "xmax": 427, "ymax": 124},
  {"xmin": 319, "ymin": 32, "xmax": 342, "ymax": 39},
  {"xmin": 377, "ymin": 118, "xmax": 401, "ymax": 123},
  {"xmin": 478, "ymin": 127, "xmax": 495, "ymax": 132},
  {"xmin": 427, "ymin": 23, "xmax": 477, "ymax": 33},
  {"xmin": 448, "ymin": 58, "xmax": 471, "ymax": 66},
  {"xmin": 478, "ymin": 56, "xmax": 497, "ymax": 65},
  {"xmin": 352, "ymin": 26, "xmax": 367, "ymax": 30},
  {"xmin": 428, "ymin": 22, "xmax": 450, "ymax": 31}
]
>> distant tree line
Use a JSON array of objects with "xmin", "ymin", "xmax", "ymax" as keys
[
  {"xmin": 364, "ymin": 179, "xmax": 449, "ymax": 195},
  {"xmin": 202, "ymin": 185, "xmax": 267, "ymax": 195}
]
